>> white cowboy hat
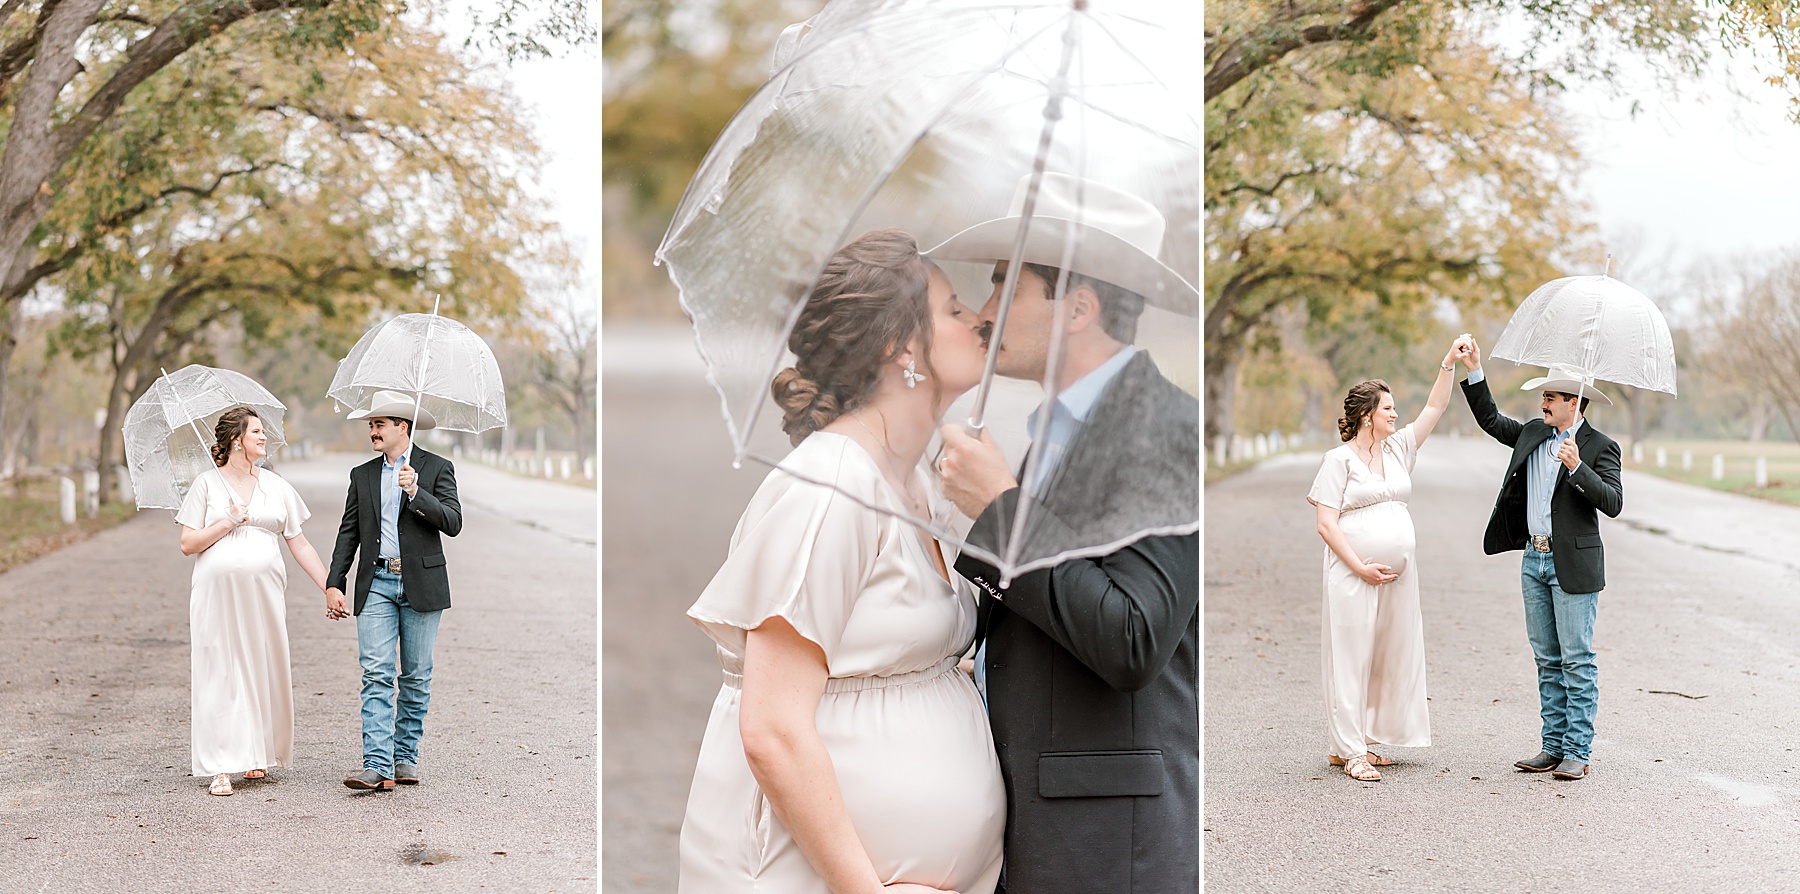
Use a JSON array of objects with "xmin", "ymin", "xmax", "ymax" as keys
[
  {"xmin": 347, "ymin": 389, "xmax": 438, "ymax": 430},
  {"xmin": 1520, "ymin": 368, "xmax": 1614, "ymax": 407},
  {"xmin": 923, "ymin": 172, "xmax": 1198, "ymax": 315}
]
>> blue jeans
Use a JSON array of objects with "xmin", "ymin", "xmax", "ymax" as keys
[
  {"xmin": 1520, "ymin": 551, "xmax": 1599, "ymax": 762},
  {"xmin": 356, "ymin": 569, "xmax": 442, "ymax": 774}
]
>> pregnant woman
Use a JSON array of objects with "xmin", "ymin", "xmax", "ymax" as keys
[
  {"xmin": 177, "ymin": 406, "xmax": 331, "ymax": 796},
  {"xmin": 678, "ymin": 229, "xmax": 1003, "ymax": 893},
  {"xmin": 1307, "ymin": 337, "xmax": 1470, "ymax": 781}
]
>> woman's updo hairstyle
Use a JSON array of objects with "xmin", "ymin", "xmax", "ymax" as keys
[
  {"xmin": 1337, "ymin": 379, "xmax": 1390, "ymax": 442},
  {"xmin": 771, "ymin": 228, "xmax": 935, "ymax": 445},
  {"xmin": 210, "ymin": 405, "xmax": 261, "ymax": 466}
]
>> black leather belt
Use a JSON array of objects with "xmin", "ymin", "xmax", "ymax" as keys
[
  {"xmin": 375, "ymin": 557, "xmax": 403, "ymax": 573},
  {"xmin": 1529, "ymin": 535, "xmax": 1553, "ymax": 552}
]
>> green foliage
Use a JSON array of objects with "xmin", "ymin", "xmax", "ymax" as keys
[{"xmin": 1204, "ymin": 8, "xmax": 1585, "ymax": 439}]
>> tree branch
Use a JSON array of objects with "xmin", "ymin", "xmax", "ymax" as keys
[
  {"xmin": 1204, "ymin": 0, "xmax": 1407, "ymax": 102},
  {"xmin": 56, "ymin": 0, "xmax": 340, "ymax": 162}
]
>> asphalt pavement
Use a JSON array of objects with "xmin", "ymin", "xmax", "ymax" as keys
[
  {"xmin": 1206, "ymin": 433, "xmax": 1800, "ymax": 893},
  {"xmin": 0, "ymin": 451, "xmax": 596, "ymax": 893},
  {"xmin": 600, "ymin": 326, "xmax": 767, "ymax": 894}
]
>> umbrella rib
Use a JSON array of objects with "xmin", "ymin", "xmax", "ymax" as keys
[{"xmin": 740, "ymin": 13, "xmax": 1068, "ymax": 450}]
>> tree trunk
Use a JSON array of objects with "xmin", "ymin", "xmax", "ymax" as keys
[
  {"xmin": 1203, "ymin": 342, "xmax": 1241, "ymax": 458},
  {"xmin": 1749, "ymin": 393, "xmax": 1772, "ymax": 442},
  {"xmin": 95, "ymin": 362, "xmax": 134, "ymax": 505},
  {"xmin": 0, "ymin": 299, "xmax": 15, "ymax": 476}
]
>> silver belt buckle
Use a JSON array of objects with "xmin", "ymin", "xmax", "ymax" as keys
[
  {"xmin": 382, "ymin": 557, "xmax": 402, "ymax": 573},
  {"xmin": 1529, "ymin": 535, "xmax": 1552, "ymax": 552}
]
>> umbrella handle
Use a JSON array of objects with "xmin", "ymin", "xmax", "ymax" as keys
[{"xmin": 966, "ymin": 11, "xmax": 1079, "ymax": 430}]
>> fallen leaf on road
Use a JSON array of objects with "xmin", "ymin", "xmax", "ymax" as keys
[{"xmin": 492, "ymin": 851, "xmax": 507, "ymax": 856}]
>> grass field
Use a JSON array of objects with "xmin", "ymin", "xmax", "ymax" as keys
[
  {"xmin": 0, "ymin": 474, "xmax": 139, "ymax": 575},
  {"xmin": 1627, "ymin": 438, "xmax": 1800, "ymax": 507}
]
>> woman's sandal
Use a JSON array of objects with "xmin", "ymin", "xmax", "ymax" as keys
[
  {"xmin": 208, "ymin": 773, "xmax": 233, "ymax": 796},
  {"xmin": 1342, "ymin": 755, "xmax": 1382, "ymax": 781},
  {"xmin": 243, "ymin": 769, "xmax": 266, "ymax": 780},
  {"xmin": 1328, "ymin": 752, "xmax": 1394, "ymax": 768}
]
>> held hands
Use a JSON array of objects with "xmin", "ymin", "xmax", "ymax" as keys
[
  {"xmin": 398, "ymin": 463, "xmax": 418, "ymax": 497},
  {"xmin": 1557, "ymin": 437, "xmax": 1581, "ymax": 471},
  {"xmin": 937, "ymin": 424, "xmax": 1016, "ymax": 519},
  {"xmin": 1355, "ymin": 559, "xmax": 1398, "ymax": 586},
  {"xmin": 325, "ymin": 587, "xmax": 350, "ymax": 620},
  {"xmin": 1454, "ymin": 333, "xmax": 1481, "ymax": 371}
]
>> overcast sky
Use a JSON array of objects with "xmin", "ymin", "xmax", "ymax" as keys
[
  {"xmin": 503, "ymin": 13, "xmax": 1797, "ymax": 328},
  {"xmin": 1571, "ymin": 53, "xmax": 1800, "ymax": 275}
]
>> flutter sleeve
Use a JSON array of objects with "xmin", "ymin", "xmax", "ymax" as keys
[
  {"xmin": 1386, "ymin": 423, "xmax": 1419, "ymax": 473},
  {"xmin": 175, "ymin": 472, "xmax": 213, "ymax": 530},
  {"xmin": 1306, "ymin": 449, "xmax": 1349, "ymax": 510},
  {"xmin": 686, "ymin": 454, "xmax": 880, "ymax": 672},
  {"xmin": 273, "ymin": 473, "xmax": 311, "ymax": 538}
]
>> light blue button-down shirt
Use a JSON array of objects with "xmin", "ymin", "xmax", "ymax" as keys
[
  {"xmin": 1022, "ymin": 345, "xmax": 1137, "ymax": 495},
  {"xmin": 379, "ymin": 446, "xmax": 412, "ymax": 559},
  {"xmin": 1468, "ymin": 368, "xmax": 1582, "ymax": 536},
  {"xmin": 975, "ymin": 345, "xmax": 1136, "ymax": 704}
]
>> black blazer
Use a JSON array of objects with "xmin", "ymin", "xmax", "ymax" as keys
[
  {"xmin": 1462, "ymin": 377, "xmax": 1623, "ymax": 594},
  {"xmin": 954, "ymin": 352, "xmax": 1199, "ymax": 894},
  {"xmin": 326, "ymin": 446, "xmax": 462, "ymax": 614}
]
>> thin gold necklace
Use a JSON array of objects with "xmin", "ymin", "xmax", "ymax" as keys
[{"xmin": 850, "ymin": 412, "xmax": 924, "ymax": 514}]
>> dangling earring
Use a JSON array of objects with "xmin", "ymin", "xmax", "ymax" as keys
[{"xmin": 901, "ymin": 358, "xmax": 927, "ymax": 389}]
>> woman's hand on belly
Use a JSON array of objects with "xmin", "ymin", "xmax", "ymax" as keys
[{"xmin": 1352, "ymin": 559, "xmax": 1399, "ymax": 586}]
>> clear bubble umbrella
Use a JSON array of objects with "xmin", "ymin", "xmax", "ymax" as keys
[
  {"xmin": 327, "ymin": 303, "xmax": 508, "ymax": 434},
  {"xmin": 1491, "ymin": 272, "xmax": 1679, "ymax": 398},
  {"xmin": 122, "ymin": 365, "xmax": 288, "ymax": 511},
  {"xmin": 656, "ymin": 0, "xmax": 1199, "ymax": 579}
]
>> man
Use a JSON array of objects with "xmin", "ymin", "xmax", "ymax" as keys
[
  {"xmin": 325, "ymin": 390, "xmax": 463, "ymax": 791},
  {"xmin": 1459, "ymin": 340, "xmax": 1623, "ymax": 781},
  {"xmin": 931, "ymin": 173, "xmax": 1199, "ymax": 894}
]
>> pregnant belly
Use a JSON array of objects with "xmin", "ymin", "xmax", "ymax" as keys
[
  {"xmin": 817, "ymin": 669, "xmax": 1005, "ymax": 890},
  {"xmin": 194, "ymin": 535, "xmax": 285, "ymax": 588},
  {"xmin": 1341, "ymin": 504, "xmax": 1416, "ymax": 575}
]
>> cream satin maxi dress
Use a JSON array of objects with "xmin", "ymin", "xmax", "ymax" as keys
[
  {"xmin": 176, "ymin": 469, "xmax": 309, "ymax": 777},
  {"xmin": 1307, "ymin": 423, "xmax": 1432, "ymax": 762},
  {"xmin": 679, "ymin": 431, "xmax": 1005, "ymax": 894}
]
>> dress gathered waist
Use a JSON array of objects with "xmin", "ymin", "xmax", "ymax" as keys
[
  {"xmin": 722, "ymin": 656, "xmax": 959, "ymax": 693},
  {"xmin": 1341, "ymin": 499, "xmax": 1408, "ymax": 516}
]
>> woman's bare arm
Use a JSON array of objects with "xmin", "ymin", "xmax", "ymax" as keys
[{"xmin": 739, "ymin": 617, "xmax": 954, "ymax": 894}]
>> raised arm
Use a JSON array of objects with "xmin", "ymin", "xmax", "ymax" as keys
[
  {"xmin": 1459, "ymin": 338, "xmax": 1526, "ymax": 447},
  {"xmin": 1410, "ymin": 337, "xmax": 1473, "ymax": 449},
  {"xmin": 953, "ymin": 495, "xmax": 1196, "ymax": 694}
]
